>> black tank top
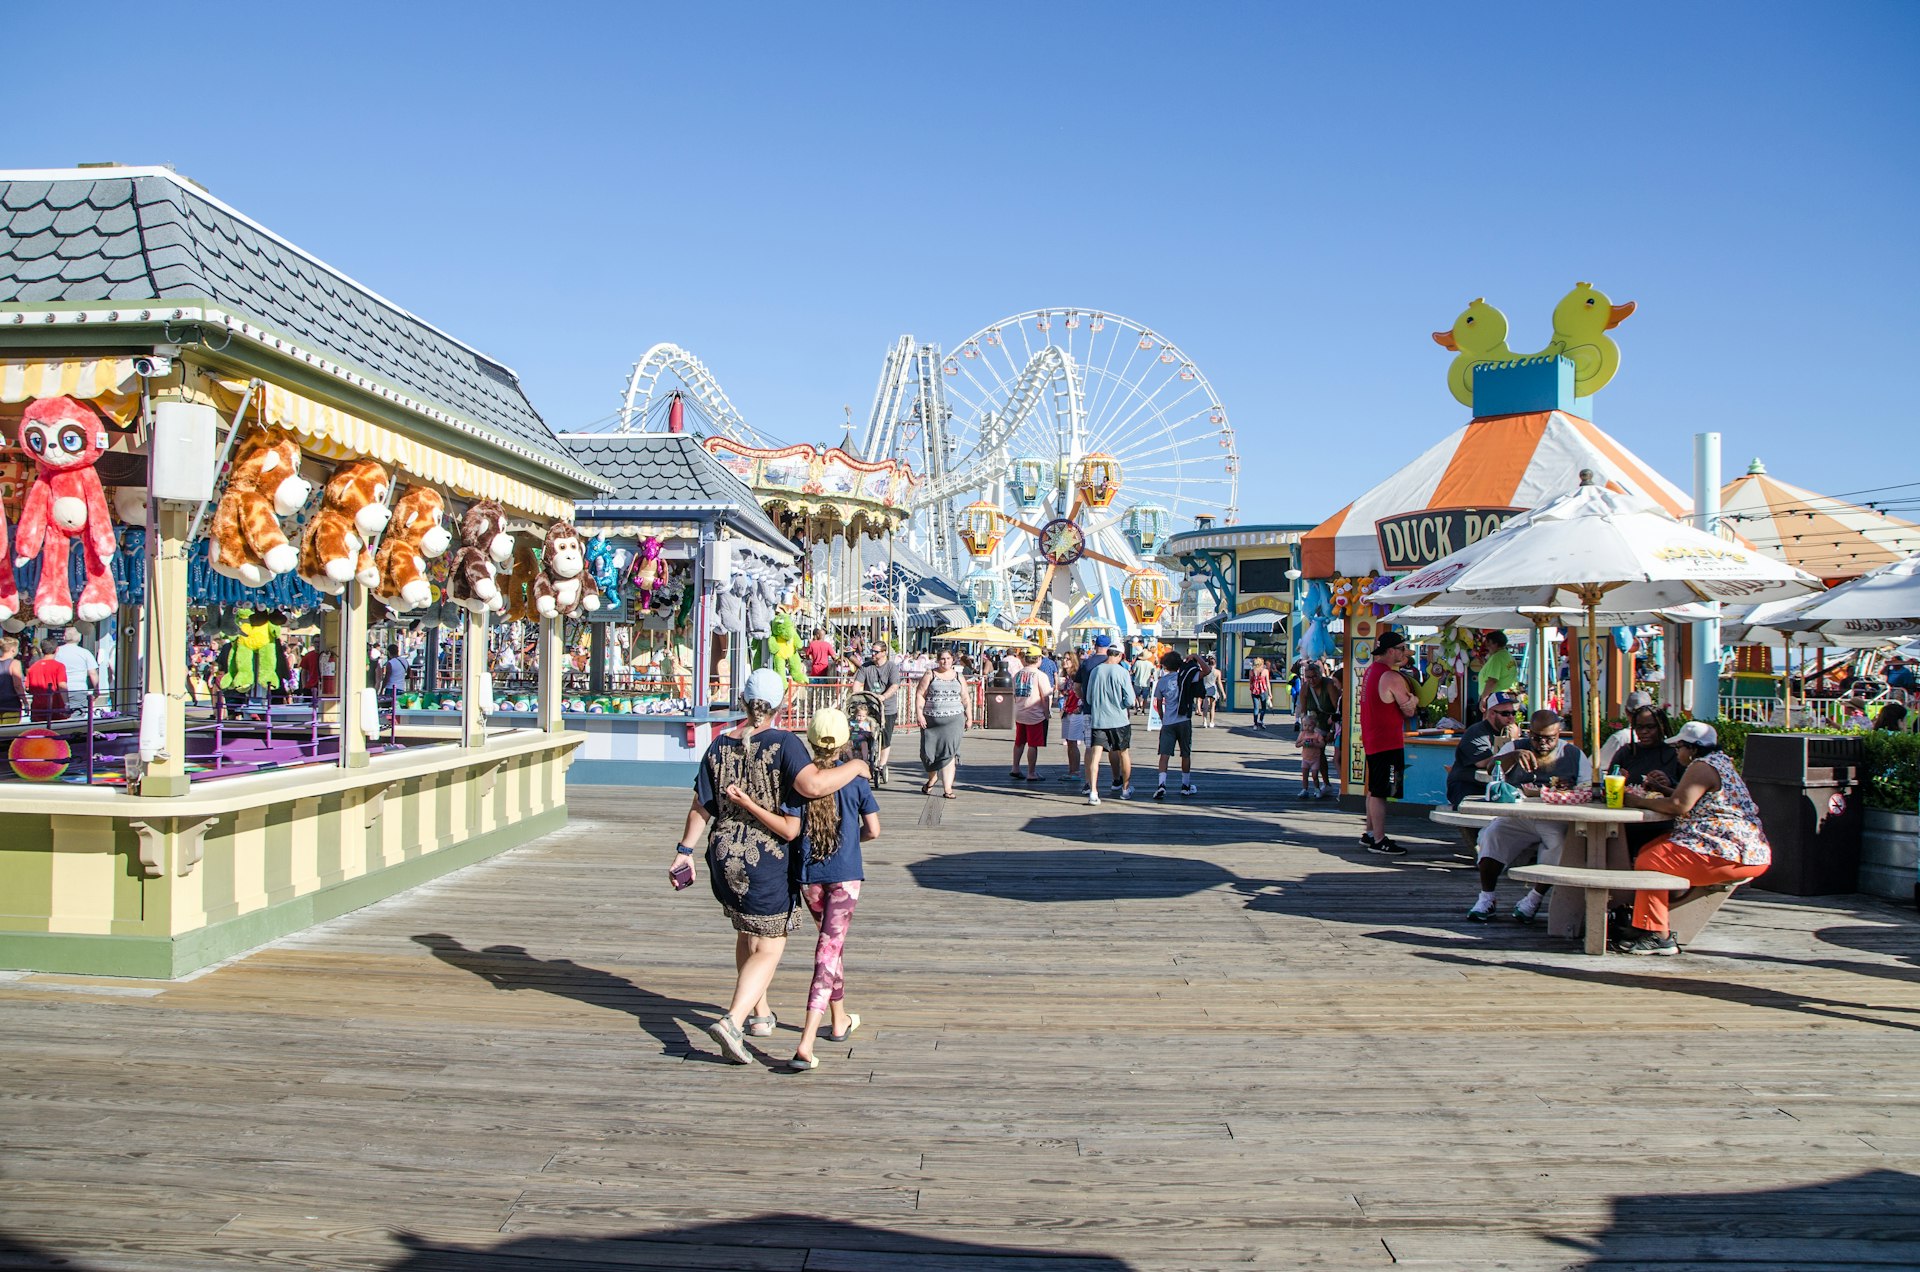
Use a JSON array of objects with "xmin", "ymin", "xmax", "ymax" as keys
[{"xmin": 0, "ymin": 659, "xmax": 20, "ymax": 712}]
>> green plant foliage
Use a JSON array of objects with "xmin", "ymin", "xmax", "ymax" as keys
[{"xmin": 1715, "ymin": 717, "xmax": 1920, "ymax": 812}]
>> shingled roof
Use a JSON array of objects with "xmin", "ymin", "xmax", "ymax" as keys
[
  {"xmin": 0, "ymin": 166, "xmax": 586, "ymax": 478},
  {"xmin": 561, "ymin": 431, "xmax": 792, "ymax": 551}
]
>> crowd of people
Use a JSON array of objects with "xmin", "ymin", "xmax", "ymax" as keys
[{"xmin": 670, "ymin": 619, "xmax": 1801, "ymax": 1068}]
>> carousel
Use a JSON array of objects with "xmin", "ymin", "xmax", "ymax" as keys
[{"xmin": 0, "ymin": 167, "xmax": 601, "ymax": 977}]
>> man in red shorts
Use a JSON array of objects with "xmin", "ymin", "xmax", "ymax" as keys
[
  {"xmin": 1007, "ymin": 648, "xmax": 1053, "ymax": 782},
  {"xmin": 1359, "ymin": 630, "xmax": 1418, "ymax": 855}
]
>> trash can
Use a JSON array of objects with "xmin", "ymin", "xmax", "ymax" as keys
[
  {"xmin": 984, "ymin": 673, "xmax": 1016, "ymax": 731},
  {"xmin": 1743, "ymin": 733, "xmax": 1865, "ymax": 896}
]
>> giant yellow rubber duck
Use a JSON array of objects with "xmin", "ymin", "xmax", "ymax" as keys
[
  {"xmin": 1545, "ymin": 282, "xmax": 1636, "ymax": 397},
  {"xmin": 1431, "ymin": 298, "xmax": 1513, "ymax": 407}
]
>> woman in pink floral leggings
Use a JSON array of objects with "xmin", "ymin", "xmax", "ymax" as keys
[{"xmin": 791, "ymin": 709, "xmax": 880, "ymax": 1071}]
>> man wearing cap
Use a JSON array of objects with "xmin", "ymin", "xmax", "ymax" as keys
[
  {"xmin": 854, "ymin": 644, "xmax": 904, "ymax": 787},
  {"xmin": 1887, "ymin": 656, "xmax": 1918, "ymax": 692},
  {"xmin": 1359, "ymin": 630, "xmax": 1419, "ymax": 855},
  {"xmin": 1007, "ymin": 648, "xmax": 1053, "ymax": 782},
  {"xmin": 1597, "ymin": 690, "xmax": 1658, "ymax": 770},
  {"xmin": 1446, "ymin": 691, "xmax": 1521, "ymax": 811},
  {"xmin": 1074, "ymin": 634, "xmax": 1112, "ymax": 698},
  {"xmin": 1467, "ymin": 710, "xmax": 1594, "ymax": 923},
  {"xmin": 1081, "ymin": 641, "xmax": 1137, "ymax": 804}
]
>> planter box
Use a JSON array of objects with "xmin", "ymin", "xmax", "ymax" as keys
[{"xmin": 1860, "ymin": 807, "xmax": 1919, "ymax": 904}]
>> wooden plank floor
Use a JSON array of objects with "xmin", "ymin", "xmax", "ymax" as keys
[{"xmin": 4, "ymin": 715, "xmax": 1920, "ymax": 1270}]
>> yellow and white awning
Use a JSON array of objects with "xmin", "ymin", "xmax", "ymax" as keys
[
  {"xmin": 0, "ymin": 356, "xmax": 141, "ymax": 423},
  {"xmin": 202, "ymin": 374, "xmax": 572, "ymax": 523}
]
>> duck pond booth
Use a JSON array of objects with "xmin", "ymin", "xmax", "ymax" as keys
[
  {"xmin": 0, "ymin": 167, "xmax": 606, "ymax": 977},
  {"xmin": 1298, "ymin": 284, "xmax": 1689, "ymax": 806}
]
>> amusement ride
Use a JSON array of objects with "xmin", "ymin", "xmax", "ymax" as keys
[{"xmin": 605, "ymin": 308, "xmax": 1241, "ymax": 641}]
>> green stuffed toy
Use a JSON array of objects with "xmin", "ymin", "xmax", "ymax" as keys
[
  {"xmin": 756, "ymin": 609, "xmax": 810, "ymax": 685},
  {"xmin": 221, "ymin": 608, "xmax": 282, "ymax": 693}
]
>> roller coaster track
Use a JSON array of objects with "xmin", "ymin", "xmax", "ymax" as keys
[{"xmin": 618, "ymin": 343, "xmax": 764, "ymax": 443}]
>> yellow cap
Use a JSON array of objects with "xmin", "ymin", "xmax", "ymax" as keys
[{"xmin": 808, "ymin": 707, "xmax": 850, "ymax": 751}]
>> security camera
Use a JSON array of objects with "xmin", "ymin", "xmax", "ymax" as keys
[{"xmin": 133, "ymin": 354, "xmax": 174, "ymax": 378}]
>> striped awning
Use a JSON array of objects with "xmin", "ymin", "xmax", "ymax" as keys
[
  {"xmin": 1219, "ymin": 607, "xmax": 1287, "ymax": 633},
  {"xmin": 202, "ymin": 374, "xmax": 572, "ymax": 523},
  {"xmin": 0, "ymin": 356, "xmax": 141, "ymax": 423}
]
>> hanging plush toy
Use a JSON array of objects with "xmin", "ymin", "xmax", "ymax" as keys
[
  {"xmin": 209, "ymin": 427, "xmax": 311, "ymax": 586},
  {"xmin": 1329, "ymin": 577, "xmax": 1357, "ymax": 615},
  {"xmin": 448, "ymin": 500, "xmax": 512, "ymax": 614},
  {"xmin": 585, "ymin": 535, "xmax": 620, "ymax": 608},
  {"xmin": 14, "ymin": 396, "xmax": 117, "ymax": 624},
  {"xmin": 716, "ymin": 572, "xmax": 751, "ymax": 641},
  {"xmin": 502, "ymin": 534, "xmax": 540, "ymax": 621},
  {"xmin": 373, "ymin": 486, "xmax": 451, "ymax": 612},
  {"xmin": 747, "ymin": 565, "xmax": 782, "ymax": 640},
  {"xmin": 758, "ymin": 610, "xmax": 809, "ymax": 685},
  {"xmin": 221, "ymin": 608, "xmax": 283, "ymax": 694},
  {"xmin": 629, "ymin": 535, "xmax": 667, "ymax": 610},
  {"xmin": 298, "ymin": 459, "xmax": 389, "ymax": 595},
  {"xmin": 1362, "ymin": 573, "xmax": 1395, "ymax": 619},
  {"xmin": 533, "ymin": 521, "xmax": 602, "ymax": 618}
]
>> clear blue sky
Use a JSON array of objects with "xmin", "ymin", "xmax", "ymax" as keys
[{"xmin": 15, "ymin": 2, "xmax": 1917, "ymax": 525}]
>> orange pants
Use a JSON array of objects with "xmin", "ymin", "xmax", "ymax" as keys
[{"xmin": 1632, "ymin": 838, "xmax": 1768, "ymax": 934}]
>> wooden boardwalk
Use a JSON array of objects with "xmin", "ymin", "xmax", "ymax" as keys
[{"xmin": 5, "ymin": 717, "xmax": 1920, "ymax": 1270}]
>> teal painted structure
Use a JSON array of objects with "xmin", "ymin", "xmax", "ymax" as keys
[{"xmin": 1471, "ymin": 356, "xmax": 1579, "ymax": 417}]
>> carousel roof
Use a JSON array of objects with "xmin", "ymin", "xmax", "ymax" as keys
[
  {"xmin": 561, "ymin": 431, "xmax": 791, "ymax": 553},
  {"xmin": 0, "ymin": 167, "xmax": 592, "ymax": 483},
  {"xmin": 1301, "ymin": 410, "xmax": 1690, "ymax": 577},
  {"xmin": 1720, "ymin": 459, "xmax": 1920, "ymax": 584}
]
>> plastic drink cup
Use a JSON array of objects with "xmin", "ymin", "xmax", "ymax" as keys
[{"xmin": 1604, "ymin": 773, "xmax": 1626, "ymax": 809}]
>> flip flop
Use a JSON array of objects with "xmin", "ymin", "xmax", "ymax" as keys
[
  {"xmin": 824, "ymin": 1014, "xmax": 861, "ymax": 1043},
  {"xmin": 787, "ymin": 1054, "xmax": 818, "ymax": 1071}
]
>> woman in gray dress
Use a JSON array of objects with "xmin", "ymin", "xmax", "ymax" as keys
[{"xmin": 916, "ymin": 649, "xmax": 973, "ymax": 798}]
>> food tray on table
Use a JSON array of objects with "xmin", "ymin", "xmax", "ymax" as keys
[{"xmin": 1534, "ymin": 786, "xmax": 1595, "ymax": 805}]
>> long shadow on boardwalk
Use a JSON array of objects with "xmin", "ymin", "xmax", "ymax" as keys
[
  {"xmin": 411, "ymin": 933, "xmax": 711, "ymax": 1057},
  {"xmin": 385, "ymin": 1216, "xmax": 1134, "ymax": 1270},
  {"xmin": 1414, "ymin": 946, "xmax": 1920, "ymax": 1034}
]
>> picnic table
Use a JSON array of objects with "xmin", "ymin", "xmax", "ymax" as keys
[{"xmin": 1432, "ymin": 798, "xmax": 1671, "ymax": 954}]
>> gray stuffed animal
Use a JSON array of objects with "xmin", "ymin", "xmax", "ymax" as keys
[
  {"xmin": 747, "ymin": 565, "xmax": 779, "ymax": 640},
  {"xmin": 717, "ymin": 572, "xmax": 752, "ymax": 640}
]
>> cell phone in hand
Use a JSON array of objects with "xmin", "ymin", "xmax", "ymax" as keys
[{"xmin": 670, "ymin": 860, "xmax": 694, "ymax": 891}]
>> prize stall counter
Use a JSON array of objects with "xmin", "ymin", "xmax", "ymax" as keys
[
  {"xmin": 1401, "ymin": 730, "xmax": 1459, "ymax": 806},
  {"xmin": 397, "ymin": 690, "xmax": 744, "ymax": 788}
]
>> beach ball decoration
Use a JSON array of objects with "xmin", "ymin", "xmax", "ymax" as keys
[{"xmin": 9, "ymin": 729, "xmax": 71, "ymax": 782}]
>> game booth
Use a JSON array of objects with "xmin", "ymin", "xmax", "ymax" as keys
[
  {"xmin": 0, "ymin": 167, "xmax": 605, "ymax": 977},
  {"xmin": 454, "ymin": 427, "xmax": 807, "ymax": 786},
  {"xmin": 1298, "ymin": 285, "xmax": 1693, "ymax": 806}
]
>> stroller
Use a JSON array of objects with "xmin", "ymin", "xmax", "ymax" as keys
[{"xmin": 843, "ymin": 689, "xmax": 885, "ymax": 781}]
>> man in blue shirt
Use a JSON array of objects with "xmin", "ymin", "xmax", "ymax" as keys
[
  {"xmin": 1082, "ymin": 648, "xmax": 1137, "ymax": 804},
  {"xmin": 1887, "ymin": 657, "xmax": 1918, "ymax": 691}
]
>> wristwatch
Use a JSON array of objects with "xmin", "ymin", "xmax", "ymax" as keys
[{"xmin": 673, "ymin": 843, "xmax": 695, "ymax": 856}]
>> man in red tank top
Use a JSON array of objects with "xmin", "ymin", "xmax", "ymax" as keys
[{"xmin": 1359, "ymin": 630, "xmax": 1418, "ymax": 855}]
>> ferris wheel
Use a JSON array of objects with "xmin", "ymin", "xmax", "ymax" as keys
[{"xmin": 889, "ymin": 307, "xmax": 1239, "ymax": 637}]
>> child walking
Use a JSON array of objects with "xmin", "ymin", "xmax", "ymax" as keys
[{"xmin": 792, "ymin": 707, "xmax": 879, "ymax": 1071}]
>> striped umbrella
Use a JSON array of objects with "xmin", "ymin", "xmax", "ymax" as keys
[{"xmin": 1719, "ymin": 459, "xmax": 1920, "ymax": 584}]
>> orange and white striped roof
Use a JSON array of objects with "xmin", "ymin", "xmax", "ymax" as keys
[
  {"xmin": 1720, "ymin": 460, "xmax": 1920, "ymax": 584},
  {"xmin": 1302, "ymin": 411, "xmax": 1690, "ymax": 577}
]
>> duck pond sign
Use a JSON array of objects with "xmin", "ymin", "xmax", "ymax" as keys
[{"xmin": 1374, "ymin": 507, "xmax": 1521, "ymax": 574}]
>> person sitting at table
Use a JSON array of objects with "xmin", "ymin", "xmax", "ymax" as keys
[
  {"xmin": 1607, "ymin": 704, "xmax": 1685, "ymax": 855},
  {"xmin": 1597, "ymin": 691, "xmax": 1664, "ymax": 769},
  {"xmin": 1613, "ymin": 721, "xmax": 1771, "ymax": 955},
  {"xmin": 1465, "ymin": 710, "xmax": 1592, "ymax": 925}
]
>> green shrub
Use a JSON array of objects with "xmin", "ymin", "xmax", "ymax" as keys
[{"xmin": 1714, "ymin": 717, "xmax": 1920, "ymax": 812}]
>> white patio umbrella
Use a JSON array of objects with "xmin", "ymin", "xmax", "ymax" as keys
[
  {"xmin": 1371, "ymin": 475, "xmax": 1823, "ymax": 760},
  {"xmin": 1767, "ymin": 551, "xmax": 1920, "ymax": 626}
]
